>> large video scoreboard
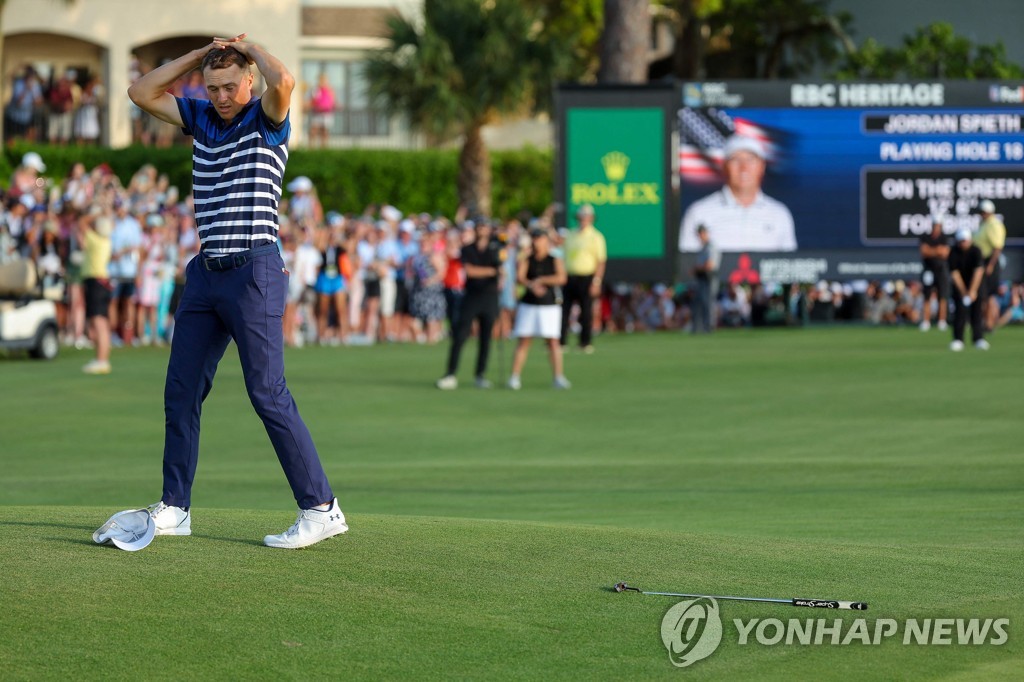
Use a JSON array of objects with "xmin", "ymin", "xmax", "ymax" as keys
[{"xmin": 678, "ymin": 80, "xmax": 1024, "ymax": 281}]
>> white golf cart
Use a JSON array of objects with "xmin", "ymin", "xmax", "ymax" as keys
[{"xmin": 0, "ymin": 258, "xmax": 60, "ymax": 360}]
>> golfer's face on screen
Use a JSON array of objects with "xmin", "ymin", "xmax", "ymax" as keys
[
  {"xmin": 723, "ymin": 150, "xmax": 766, "ymax": 195},
  {"xmin": 204, "ymin": 64, "xmax": 254, "ymax": 122}
]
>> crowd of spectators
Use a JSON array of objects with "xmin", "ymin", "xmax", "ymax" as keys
[
  {"xmin": 606, "ymin": 278, "xmax": 1023, "ymax": 332},
  {"xmin": 3, "ymin": 58, "xmax": 211, "ymax": 147},
  {"xmin": 1, "ymin": 155, "xmax": 1021, "ymax": 358},
  {"xmin": 4, "ymin": 65, "xmax": 105, "ymax": 146},
  {"xmin": 0, "ymin": 156, "xmax": 567, "ymax": 352},
  {"xmin": 127, "ymin": 57, "xmax": 209, "ymax": 147}
]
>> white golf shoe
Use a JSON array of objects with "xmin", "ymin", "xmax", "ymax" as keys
[
  {"xmin": 82, "ymin": 360, "xmax": 111, "ymax": 375},
  {"xmin": 148, "ymin": 501, "xmax": 191, "ymax": 536},
  {"xmin": 950, "ymin": 340, "xmax": 965, "ymax": 352},
  {"xmin": 264, "ymin": 498, "xmax": 348, "ymax": 549},
  {"xmin": 974, "ymin": 339, "xmax": 990, "ymax": 350},
  {"xmin": 436, "ymin": 375, "xmax": 458, "ymax": 390}
]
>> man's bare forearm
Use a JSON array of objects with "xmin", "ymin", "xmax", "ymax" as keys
[
  {"xmin": 128, "ymin": 50, "xmax": 204, "ymax": 110},
  {"xmin": 969, "ymin": 269, "xmax": 983, "ymax": 299},
  {"xmin": 245, "ymin": 44, "xmax": 293, "ymax": 91}
]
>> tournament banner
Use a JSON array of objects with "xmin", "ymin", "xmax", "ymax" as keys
[{"xmin": 677, "ymin": 81, "xmax": 1024, "ymax": 280}]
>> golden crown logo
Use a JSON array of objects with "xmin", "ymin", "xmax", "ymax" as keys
[{"xmin": 601, "ymin": 151, "xmax": 630, "ymax": 182}]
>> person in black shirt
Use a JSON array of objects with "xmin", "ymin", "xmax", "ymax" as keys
[
  {"xmin": 918, "ymin": 216, "xmax": 950, "ymax": 332},
  {"xmin": 436, "ymin": 220, "xmax": 506, "ymax": 389},
  {"xmin": 947, "ymin": 228, "xmax": 988, "ymax": 351},
  {"xmin": 507, "ymin": 227, "xmax": 571, "ymax": 390}
]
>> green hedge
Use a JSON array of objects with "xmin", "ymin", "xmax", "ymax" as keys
[{"xmin": 3, "ymin": 144, "xmax": 553, "ymax": 218}]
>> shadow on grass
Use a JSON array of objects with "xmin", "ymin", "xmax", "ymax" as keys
[
  {"xmin": 0, "ymin": 521, "xmax": 264, "ymax": 548},
  {"xmin": 0, "ymin": 521, "xmax": 95, "ymax": 531},
  {"xmin": 44, "ymin": 536, "xmax": 96, "ymax": 546},
  {"xmin": 193, "ymin": 534, "xmax": 264, "ymax": 547}
]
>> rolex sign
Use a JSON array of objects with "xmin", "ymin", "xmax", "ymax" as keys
[{"xmin": 566, "ymin": 108, "xmax": 665, "ymax": 258}]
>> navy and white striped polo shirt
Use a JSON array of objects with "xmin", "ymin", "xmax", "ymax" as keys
[{"xmin": 176, "ymin": 97, "xmax": 289, "ymax": 256}]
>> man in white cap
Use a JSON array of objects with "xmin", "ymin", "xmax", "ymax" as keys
[
  {"xmin": 974, "ymin": 199, "xmax": 1006, "ymax": 331},
  {"xmin": 679, "ymin": 135, "xmax": 797, "ymax": 253},
  {"xmin": 10, "ymin": 152, "xmax": 46, "ymax": 196},
  {"xmin": 947, "ymin": 228, "xmax": 988, "ymax": 351},
  {"xmin": 286, "ymin": 175, "xmax": 320, "ymax": 225}
]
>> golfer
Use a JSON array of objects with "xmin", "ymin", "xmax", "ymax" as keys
[{"xmin": 126, "ymin": 34, "xmax": 346, "ymax": 549}]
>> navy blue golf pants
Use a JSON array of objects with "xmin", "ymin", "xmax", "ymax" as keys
[{"xmin": 162, "ymin": 248, "xmax": 334, "ymax": 510}]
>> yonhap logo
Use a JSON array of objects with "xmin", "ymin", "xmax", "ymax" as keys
[{"xmin": 660, "ymin": 598, "xmax": 723, "ymax": 668}]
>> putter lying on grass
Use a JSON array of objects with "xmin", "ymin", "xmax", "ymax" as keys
[{"xmin": 613, "ymin": 582, "xmax": 868, "ymax": 610}]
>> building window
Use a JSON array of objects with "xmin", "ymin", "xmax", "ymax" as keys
[{"xmin": 301, "ymin": 59, "xmax": 390, "ymax": 142}]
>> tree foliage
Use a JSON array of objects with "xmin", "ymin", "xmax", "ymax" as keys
[
  {"xmin": 363, "ymin": 0, "xmax": 570, "ymax": 214},
  {"xmin": 833, "ymin": 22, "xmax": 1024, "ymax": 79},
  {"xmin": 656, "ymin": 0, "xmax": 854, "ymax": 79},
  {"xmin": 525, "ymin": 0, "xmax": 603, "ymax": 81}
]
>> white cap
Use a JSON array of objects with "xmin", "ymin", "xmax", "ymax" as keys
[
  {"xmin": 381, "ymin": 205, "xmax": 402, "ymax": 222},
  {"xmin": 979, "ymin": 199, "xmax": 995, "ymax": 214},
  {"xmin": 723, "ymin": 135, "xmax": 766, "ymax": 160},
  {"xmin": 399, "ymin": 219, "xmax": 416, "ymax": 233},
  {"xmin": 286, "ymin": 176, "xmax": 313, "ymax": 192},
  {"xmin": 21, "ymin": 151, "xmax": 46, "ymax": 172},
  {"xmin": 955, "ymin": 228, "xmax": 973, "ymax": 242},
  {"xmin": 92, "ymin": 509, "xmax": 156, "ymax": 551}
]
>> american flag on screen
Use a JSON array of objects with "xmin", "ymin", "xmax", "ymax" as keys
[{"xmin": 679, "ymin": 108, "xmax": 780, "ymax": 184}]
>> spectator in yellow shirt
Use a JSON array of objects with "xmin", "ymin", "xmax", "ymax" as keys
[
  {"xmin": 75, "ymin": 206, "xmax": 114, "ymax": 374},
  {"xmin": 560, "ymin": 204, "xmax": 607, "ymax": 353},
  {"xmin": 975, "ymin": 200, "xmax": 1006, "ymax": 330}
]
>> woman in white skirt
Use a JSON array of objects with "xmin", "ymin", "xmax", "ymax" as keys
[{"xmin": 508, "ymin": 227, "xmax": 571, "ymax": 390}]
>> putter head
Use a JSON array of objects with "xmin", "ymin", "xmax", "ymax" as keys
[{"xmin": 614, "ymin": 582, "xmax": 638, "ymax": 593}]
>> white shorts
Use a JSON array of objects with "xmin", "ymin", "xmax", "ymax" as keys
[
  {"xmin": 513, "ymin": 303, "xmax": 561, "ymax": 339},
  {"xmin": 311, "ymin": 112, "xmax": 332, "ymax": 130},
  {"xmin": 380, "ymin": 276, "xmax": 396, "ymax": 317}
]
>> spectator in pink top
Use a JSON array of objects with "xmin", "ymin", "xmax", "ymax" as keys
[{"xmin": 308, "ymin": 73, "xmax": 335, "ymax": 149}]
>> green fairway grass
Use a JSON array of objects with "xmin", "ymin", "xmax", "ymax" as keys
[{"xmin": 1, "ymin": 327, "xmax": 1021, "ymax": 679}]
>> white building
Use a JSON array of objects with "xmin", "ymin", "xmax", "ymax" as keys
[{"xmin": 1, "ymin": 0, "xmax": 421, "ymax": 148}]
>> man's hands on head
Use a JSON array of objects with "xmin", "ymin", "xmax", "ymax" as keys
[{"xmin": 211, "ymin": 34, "xmax": 255, "ymax": 63}]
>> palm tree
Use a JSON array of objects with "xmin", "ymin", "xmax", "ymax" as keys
[
  {"xmin": 598, "ymin": 0, "xmax": 650, "ymax": 83},
  {"xmin": 364, "ymin": 0, "xmax": 569, "ymax": 216}
]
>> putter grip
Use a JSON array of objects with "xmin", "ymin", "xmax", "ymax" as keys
[{"xmin": 792, "ymin": 599, "xmax": 867, "ymax": 610}]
